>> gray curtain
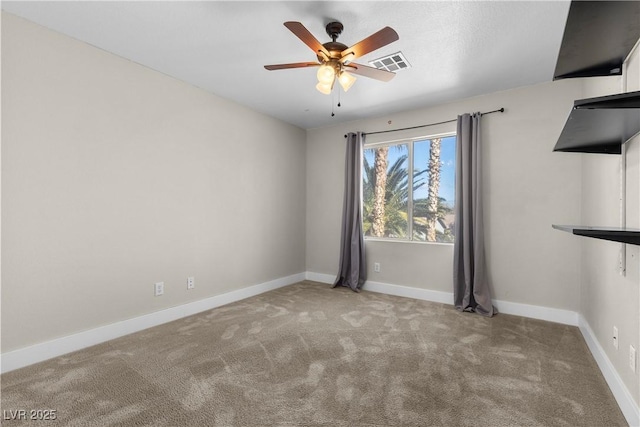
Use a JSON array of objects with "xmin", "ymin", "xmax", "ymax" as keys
[
  {"xmin": 334, "ymin": 132, "xmax": 367, "ymax": 292},
  {"xmin": 453, "ymin": 113, "xmax": 495, "ymax": 316}
]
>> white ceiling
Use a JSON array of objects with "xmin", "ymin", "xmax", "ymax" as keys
[{"xmin": 2, "ymin": 1, "xmax": 571, "ymax": 130}]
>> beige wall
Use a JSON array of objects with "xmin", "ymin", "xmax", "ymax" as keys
[
  {"xmin": 307, "ymin": 79, "xmax": 585, "ymax": 310},
  {"xmin": 579, "ymin": 45, "xmax": 640, "ymax": 404},
  {"xmin": 1, "ymin": 13, "xmax": 306, "ymax": 351}
]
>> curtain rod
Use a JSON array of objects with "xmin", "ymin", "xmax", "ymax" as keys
[{"xmin": 344, "ymin": 107, "xmax": 505, "ymax": 138}]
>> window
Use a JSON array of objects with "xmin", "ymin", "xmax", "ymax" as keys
[{"xmin": 363, "ymin": 134, "xmax": 456, "ymax": 243}]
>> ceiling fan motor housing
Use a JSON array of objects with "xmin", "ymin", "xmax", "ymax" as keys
[{"xmin": 319, "ymin": 42, "xmax": 348, "ymax": 61}]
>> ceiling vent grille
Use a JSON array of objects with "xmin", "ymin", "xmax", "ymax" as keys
[{"xmin": 368, "ymin": 51, "xmax": 411, "ymax": 72}]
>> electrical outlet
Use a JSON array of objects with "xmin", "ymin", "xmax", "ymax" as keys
[
  {"xmin": 630, "ymin": 345, "xmax": 636, "ymax": 373},
  {"xmin": 187, "ymin": 277, "xmax": 195, "ymax": 290},
  {"xmin": 613, "ymin": 326, "xmax": 619, "ymax": 349},
  {"xmin": 374, "ymin": 262, "xmax": 380, "ymax": 273},
  {"xmin": 154, "ymin": 282, "xmax": 164, "ymax": 297}
]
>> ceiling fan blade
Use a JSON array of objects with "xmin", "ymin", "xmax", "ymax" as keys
[
  {"xmin": 345, "ymin": 63, "xmax": 395, "ymax": 82},
  {"xmin": 284, "ymin": 21, "xmax": 330, "ymax": 57},
  {"xmin": 340, "ymin": 27, "xmax": 399, "ymax": 61},
  {"xmin": 264, "ymin": 62, "xmax": 320, "ymax": 71}
]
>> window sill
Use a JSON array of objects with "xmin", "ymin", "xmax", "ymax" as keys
[{"xmin": 364, "ymin": 237, "xmax": 454, "ymax": 246}]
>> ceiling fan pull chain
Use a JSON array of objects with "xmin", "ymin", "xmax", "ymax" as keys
[{"xmin": 331, "ymin": 88, "xmax": 335, "ymax": 117}]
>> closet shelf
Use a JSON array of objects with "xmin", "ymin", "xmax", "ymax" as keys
[{"xmin": 552, "ymin": 225, "xmax": 640, "ymax": 246}]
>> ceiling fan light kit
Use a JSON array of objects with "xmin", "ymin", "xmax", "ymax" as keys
[
  {"xmin": 317, "ymin": 63, "xmax": 336, "ymax": 84},
  {"xmin": 316, "ymin": 81, "xmax": 333, "ymax": 95},
  {"xmin": 315, "ymin": 61, "xmax": 357, "ymax": 94},
  {"xmin": 338, "ymin": 70, "xmax": 357, "ymax": 92},
  {"xmin": 264, "ymin": 21, "xmax": 399, "ymax": 95}
]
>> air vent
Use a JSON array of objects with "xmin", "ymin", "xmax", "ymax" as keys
[{"xmin": 369, "ymin": 51, "xmax": 411, "ymax": 72}]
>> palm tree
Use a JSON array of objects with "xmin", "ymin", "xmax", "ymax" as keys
[
  {"xmin": 425, "ymin": 138, "xmax": 442, "ymax": 242},
  {"xmin": 363, "ymin": 154, "xmax": 427, "ymax": 238},
  {"xmin": 413, "ymin": 196, "xmax": 454, "ymax": 242},
  {"xmin": 371, "ymin": 147, "xmax": 388, "ymax": 237}
]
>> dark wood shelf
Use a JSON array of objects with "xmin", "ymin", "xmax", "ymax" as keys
[
  {"xmin": 554, "ymin": 1, "xmax": 640, "ymax": 80},
  {"xmin": 553, "ymin": 91, "xmax": 640, "ymax": 154},
  {"xmin": 553, "ymin": 225, "xmax": 640, "ymax": 245},
  {"xmin": 551, "ymin": 1, "xmax": 640, "ymax": 247}
]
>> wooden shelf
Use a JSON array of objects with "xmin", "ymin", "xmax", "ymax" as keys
[
  {"xmin": 552, "ymin": 225, "xmax": 640, "ymax": 245},
  {"xmin": 553, "ymin": 91, "xmax": 640, "ymax": 154},
  {"xmin": 551, "ymin": 1, "xmax": 640, "ymax": 248},
  {"xmin": 554, "ymin": 1, "xmax": 640, "ymax": 80}
]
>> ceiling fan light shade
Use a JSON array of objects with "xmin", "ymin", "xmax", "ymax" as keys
[
  {"xmin": 338, "ymin": 71, "xmax": 356, "ymax": 92},
  {"xmin": 316, "ymin": 81, "xmax": 333, "ymax": 95},
  {"xmin": 316, "ymin": 64, "xmax": 336, "ymax": 85}
]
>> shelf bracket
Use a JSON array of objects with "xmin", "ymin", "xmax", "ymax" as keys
[{"xmin": 619, "ymin": 142, "xmax": 626, "ymax": 276}]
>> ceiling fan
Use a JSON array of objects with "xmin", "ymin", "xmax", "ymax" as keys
[{"xmin": 264, "ymin": 21, "xmax": 399, "ymax": 94}]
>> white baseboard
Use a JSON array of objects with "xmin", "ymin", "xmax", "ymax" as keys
[
  {"xmin": 305, "ymin": 271, "xmax": 336, "ymax": 284},
  {"xmin": 492, "ymin": 299, "xmax": 578, "ymax": 326},
  {"xmin": 329, "ymin": 277, "xmax": 578, "ymax": 326},
  {"xmin": 579, "ymin": 315, "xmax": 640, "ymax": 427},
  {"xmin": 1, "ymin": 272, "xmax": 305, "ymax": 374},
  {"xmin": 363, "ymin": 280, "xmax": 454, "ymax": 305}
]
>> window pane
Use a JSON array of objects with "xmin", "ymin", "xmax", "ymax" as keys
[
  {"xmin": 363, "ymin": 143, "xmax": 409, "ymax": 239},
  {"xmin": 412, "ymin": 136, "xmax": 456, "ymax": 242}
]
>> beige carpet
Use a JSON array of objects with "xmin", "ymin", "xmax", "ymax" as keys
[{"xmin": 1, "ymin": 281, "xmax": 627, "ymax": 426}]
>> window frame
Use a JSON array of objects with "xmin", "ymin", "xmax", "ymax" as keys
[{"xmin": 362, "ymin": 131, "xmax": 457, "ymax": 245}]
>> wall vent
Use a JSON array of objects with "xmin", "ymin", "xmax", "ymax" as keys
[{"xmin": 368, "ymin": 51, "xmax": 411, "ymax": 72}]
